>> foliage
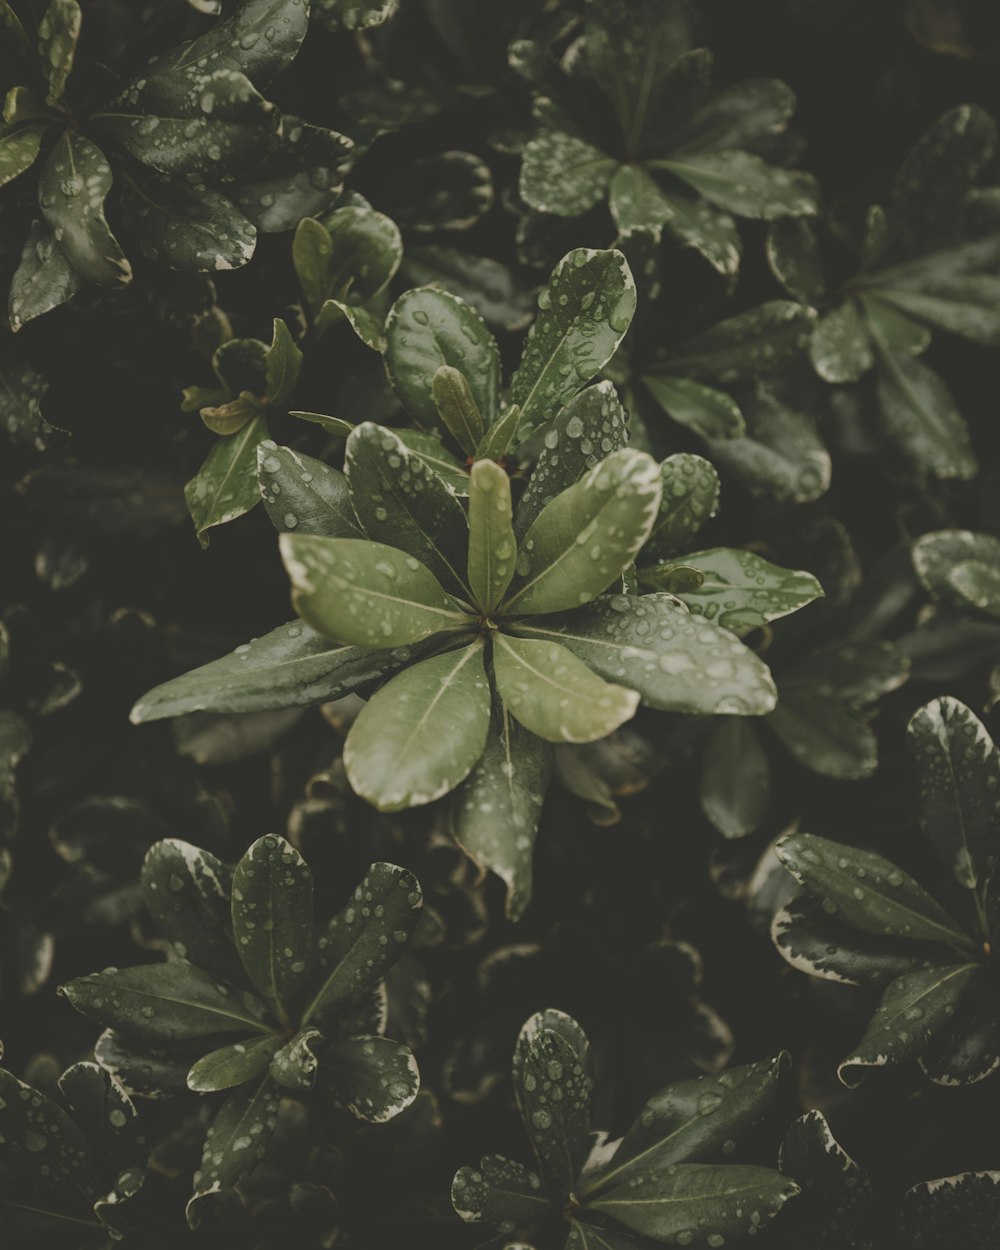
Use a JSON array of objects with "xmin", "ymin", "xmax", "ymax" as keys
[{"xmin": 3, "ymin": 1, "xmax": 1000, "ymax": 1245}]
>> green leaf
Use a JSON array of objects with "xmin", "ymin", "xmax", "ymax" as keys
[
  {"xmin": 908, "ymin": 698, "xmax": 1000, "ymax": 892},
  {"xmin": 901, "ymin": 1170, "xmax": 1000, "ymax": 1244},
  {"xmin": 120, "ymin": 170, "xmax": 257, "ymax": 272},
  {"xmin": 700, "ymin": 717, "xmax": 770, "ymax": 838},
  {"xmin": 642, "ymin": 375, "xmax": 744, "ymax": 439},
  {"xmin": 96, "ymin": 67, "xmax": 280, "ymax": 180},
  {"xmin": 318, "ymin": 1036, "xmax": 419, "ymax": 1122},
  {"xmin": 0, "ymin": 123, "xmax": 43, "ymax": 188},
  {"xmin": 514, "ymin": 381, "xmax": 630, "ymax": 540},
  {"xmin": 657, "ymin": 150, "xmax": 819, "ymax": 220},
  {"xmin": 503, "ymin": 450, "xmax": 662, "ymax": 615},
  {"xmin": 289, "ymin": 410, "xmax": 355, "ymax": 440},
  {"xmin": 588, "ymin": 1163, "xmax": 799, "ymax": 1243},
  {"xmin": 270, "ymin": 1027, "xmax": 322, "ymax": 1091},
  {"xmin": 705, "ymin": 388, "xmax": 831, "ymax": 505},
  {"xmin": 838, "ymin": 964, "xmax": 981, "ymax": 1087},
  {"xmin": 0, "ymin": 1066, "xmax": 100, "ymax": 1226},
  {"xmin": 344, "ymin": 643, "xmax": 491, "ymax": 810},
  {"xmin": 258, "ymin": 442, "xmax": 362, "ymax": 537},
  {"xmin": 141, "ymin": 839, "xmax": 243, "ymax": 983},
  {"xmin": 304, "ymin": 862, "xmax": 421, "ymax": 1026},
  {"xmin": 263, "ymin": 318, "xmax": 302, "ymax": 405},
  {"xmin": 293, "ymin": 216, "xmax": 333, "ymax": 315},
  {"xmin": 467, "ymin": 460, "xmax": 516, "ymax": 614},
  {"xmin": 516, "ymin": 594, "xmax": 778, "ymax": 715},
  {"xmin": 201, "ymin": 393, "xmax": 262, "ymax": 436},
  {"xmin": 8, "ymin": 219, "xmax": 83, "ymax": 330},
  {"xmin": 58, "ymin": 1061, "xmax": 145, "ymax": 1176},
  {"xmin": 767, "ymin": 694, "xmax": 876, "ymax": 780},
  {"xmin": 94, "ymin": 1030, "xmax": 192, "ymax": 1099},
  {"xmin": 401, "ymin": 245, "xmax": 534, "ymax": 332},
  {"xmin": 212, "ymin": 337, "xmax": 268, "ymax": 395},
  {"xmin": 345, "ymin": 423, "xmax": 470, "ymax": 595},
  {"xmin": 667, "ymin": 547, "xmax": 823, "ymax": 634},
  {"xmin": 874, "ymin": 349, "xmax": 976, "ymax": 481},
  {"xmin": 912, "ymin": 529, "xmax": 1000, "ymax": 618},
  {"xmin": 0, "ymin": 358, "xmax": 65, "ymax": 452},
  {"xmin": 870, "ymin": 277, "xmax": 1000, "ymax": 348},
  {"xmin": 670, "ymin": 74, "xmax": 798, "ymax": 153},
  {"xmin": 519, "ymin": 130, "xmax": 617, "ymax": 216},
  {"xmin": 187, "ymin": 1077, "xmax": 280, "ymax": 1226},
  {"xmin": 305, "ymin": 205, "xmax": 401, "ymax": 311},
  {"xmin": 643, "ymin": 454, "xmax": 720, "ymax": 560},
  {"xmin": 661, "ymin": 301, "xmax": 817, "ymax": 385},
  {"xmin": 862, "ymin": 296, "xmax": 931, "ymax": 357},
  {"xmin": 397, "ymin": 428, "xmax": 471, "ymax": 494},
  {"xmin": 432, "ymin": 365, "xmax": 484, "ymax": 455},
  {"xmin": 186, "ymin": 413, "xmax": 268, "ymax": 546},
  {"xmin": 492, "ymin": 633, "xmax": 639, "ymax": 744},
  {"xmin": 452, "ymin": 706, "xmax": 552, "ymax": 921},
  {"xmin": 187, "ymin": 1035, "xmax": 282, "ymax": 1093},
  {"xmin": 513, "ymin": 1011, "xmax": 593, "ymax": 1193},
  {"xmin": 131, "ymin": 621, "xmax": 416, "ymax": 722},
  {"xmin": 280, "ymin": 534, "xmax": 471, "ymax": 648},
  {"xmin": 775, "ymin": 833, "xmax": 974, "ymax": 949},
  {"xmin": 890, "ymin": 104, "xmax": 996, "ymax": 248},
  {"xmin": 60, "ymin": 962, "xmax": 273, "ymax": 1042},
  {"xmin": 384, "ymin": 288, "xmax": 500, "ymax": 431},
  {"xmin": 586, "ymin": 1056, "xmax": 786, "ymax": 1196},
  {"xmin": 452, "ymin": 1155, "xmax": 549, "ymax": 1230},
  {"xmin": 772, "ymin": 894, "xmax": 950, "ymax": 988},
  {"xmin": 474, "ymin": 404, "xmax": 522, "ymax": 467},
  {"xmin": 809, "ymin": 300, "xmax": 873, "ymax": 383},
  {"xmin": 231, "ymin": 118, "xmax": 352, "ymax": 233},
  {"xmin": 232, "ymin": 834, "xmax": 313, "ymax": 1020},
  {"xmin": 509, "ymin": 249, "xmax": 636, "ymax": 437},
  {"xmin": 766, "ymin": 217, "xmax": 825, "ymax": 303},
  {"xmin": 38, "ymin": 0, "xmax": 81, "ymax": 104},
  {"xmin": 38, "ymin": 132, "xmax": 132, "ymax": 288}
]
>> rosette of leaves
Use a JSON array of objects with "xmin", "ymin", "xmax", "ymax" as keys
[
  {"xmin": 772, "ymin": 696, "xmax": 1000, "ymax": 1087},
  {"xmin": 516, "ymin": 0, "xmax": 819, "ymax": 278},
  {"xmin": 767, "ymin": 104, "xmax": 1000, "ymax": 481},
  {"xmin": 0, "ymin": 1056, "xmax": 152, "ymax": 1245},
  {"xmin": 0, "ymin": 0, "xmax": 352, "ymax": 329},
  {"xmin": 452, "ymin": 1009, "xmax": 799, "ymax": 1248},
  {"xmin": 182, "ymin": 317, "xmax": 302, "ymax": 545},
  {"xmin": 59, "ymin": 834, "xmax": 423, "ymax": 1223}
]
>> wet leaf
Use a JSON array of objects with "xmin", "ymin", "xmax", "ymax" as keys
[
  {"xmin": 258, "ymin": 441, "xmax": 362, "ymax": 537},
  {"xmin": 185, "ymin": 413, "xmax": 268, "ymax": 546},
  {"xmin": 319, "ymin": 1036, "xmax": 418, "ymax": 1122}
]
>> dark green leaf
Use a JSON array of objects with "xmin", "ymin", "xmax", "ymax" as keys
[
  {"xmin": 38, "ymin": 132, "xmax": 131, "ymax": 288},
  {"xmin": 60, "ymin": 962, "xmax": 273, "ymax": 1042},
  {"xmin": 661, "ymin": 301, "xmax": 817, "ymax": 385},
  {"xmin": 270, "ymin": 1028, "xmax": 322, "ymax": 1091},
  {"xmin": 0, "ymin": 122, "xmax": 44, "ymax": 188},
  {"xmin": 657, "ymin": 151, "xmax": 819, "ymax": 220},
  {"xmin": 345, "ymin": 422, "xmax": 470, "ymax": 595},
  {"xmin": 451, "ymin": 1155, "xmax": 549, "ymax": 1230},
  {"xmin": 701, "ymin": 717, "xmax": 770, "ymax": 838},
  {"xmin": 232, "ymin": 834, "xmax": 313, "ymax": 1019},
  {"xmin": 515, "ymin": 382, "xmax": 630, "ymax": 540},
  {"xmin": 643, "ymin": 454, "xmax": 720, "ymax": 560},
  {"xmin": 493, "ymin": 633, "xmax": 639, "ymax": 743},
  {"xmin": 58, "ymin": 1061, "xmax": 146, "ymax": 1175},
  {"xmin": 344, "ymin": 642, "xmax": 491, "ymax": 810},
  {"xmin": 318, "ymin": 1036, "xmax": 418, "ymax": 1122},
  {"xmin": 912, "ymin": 529, "xmax": 1000, "ymax": 617},
  {"xmin": 766, "ymin": 217, "xmax": 825, "ymax": 303},
  {"xmin": 187, "ymin": 1035, "xmax": 282, "ymax": 1093},
  {"xmin": 141, "ymin": 839, "xmax": 243, "ymax": 983},
  {"xmin": 838, "ymin": 964, "xmax": 981, "ymax": 1087},
  {"xmin": 231, "ymin": 119, "xmax": 352, "ymax": 233},
  {"xmin": 509, "ymin": 249, "xmax": 636, "ymax": 437},
  {"xmin": 263, "ymin": 318, "xmax": 302, "ymax": 405},
  {"xmin": 432, "ymin": 365, "xmax": 484, "ymax": 456},
  {"xmin": 384, "ymin": 288, "xmax": 500, "ymax": 431},
  {"xmin": 775, "ymin": 832, "xmax": 974, "ymax": 949},
  {"xmin": 669, "ymin": 547, "xmax": 823, "ymax": 634},
  {"xmin": 187, "ymin": 1077, "xmax": 280, "ymax": 1225},
  {"xmin": 131, "ymin": 620, "xmax": 416, "ymax": 722},
  {"xmin": 516, "ymin": 594, "xmax": 777, "ymax": 715},
  {"xmin": 186, "ymin": 414, "xmax": 268, "ymax": 546},
  {"xmin": 642, "ymin": 375, "xmax": 744, "ymax": 439},
  {"xmin": 504, "ymin": 450, "xmax": 662, "ymax": 615},
  {"xmin": 304, "ymin": 861, "xmax": 421, "ymax": 1026},
  {"xmin": 452, "ymin": 706, "xmax": 552, "ymax": 921},
  {"xmin": 8, "ymin": 219, "xmax": 83, "ymax": 330},
  {"xmin": 519, "ymin": 130, "xmax": 617, "ymax": 217},
  {"xmin": 281, "ymin": 534, "xmax": 472, "ymax": 647},
  {"xmin": 809, "ymin": 301, "xmax": 873, "ymax": 383},
  {"xmin": 38, "ymin": 0, "xmax": 80, "ymax": 104},
  {"xmin": 907, "ymin": 697, "xmax": 1000, "ymax": 891},
  {"xmin": 874, "ymin": 349, "xmax": 976, "ymax": 481},
  {"xmin": 122, "ymin": 170, "xmax": 257, "ymax": 272},
  {"xmin": 401, "ymin": 245, "xmax": 534, "ymax": 331},
  {"xmin": 258, "ymin": 441, "xmax": 362, "ymax": 537}
]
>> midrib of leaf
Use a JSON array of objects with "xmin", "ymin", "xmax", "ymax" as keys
[
  {"xmin": 623, "ymin": 28, "xmax": 665, "ymax": 154},
  {"xmin": 339, "ymin": 578, "xmax": 470, "ymax": 627},
  {"xmin": 860, "ymin": 964, "xmax": 978, "ymax": 1041},
  {"xmin": 590, "ymin": 1168, "xmax": 786, "ymax": 1210},
  {"xmin": 112, "ymin": 982, "xmax": 272, "ymax": 1034},
  {"xmin": 514, "ymin": 619, "xmax": 655, "ymax": 662}
]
